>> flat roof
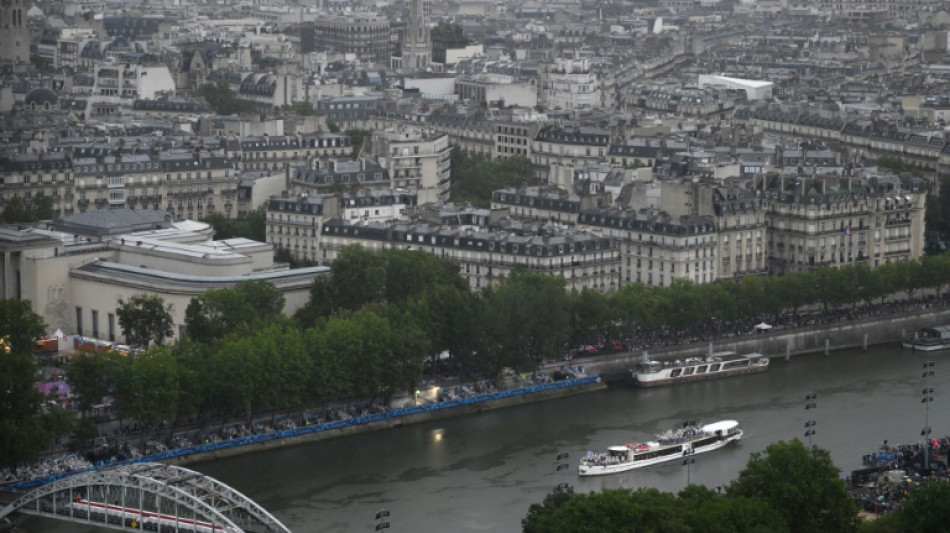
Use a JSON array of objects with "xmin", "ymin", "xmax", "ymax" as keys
[{"xmin": 72, "ymin": 261, "xmax": 329, "ymax": 290}]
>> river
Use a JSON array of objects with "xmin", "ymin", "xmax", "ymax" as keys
[{"xmin": 23, "ymin": 344, "xmax": 945, "ymax": 532}]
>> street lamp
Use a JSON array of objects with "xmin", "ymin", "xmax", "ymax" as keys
[
  {"xmin": 804, "ymin": 392, "xmax": 817, "ymax": 446},
  {"xmin": 922, "ymin": 361, "xmax": 935, "ymax": 472},
  {"xmin": 555, "ymin": 451, "xmax": 572, "ymax": 492},
  {"xmin": 374, "ymin": 509, "xmax": 391, "ymax": 531},
  {"xmin": 682, "ymin": 448, "xmax": 696, "ymax": 486}
]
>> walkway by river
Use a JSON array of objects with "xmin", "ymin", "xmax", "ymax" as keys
[{"xmin": 21, "ymin": 344, "xmax": 949, "ymax": 533}]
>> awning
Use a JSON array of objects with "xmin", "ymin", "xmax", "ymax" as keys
[{"xmin": 754, "ymin": 322, "xmax": 772, "ymax": 330}]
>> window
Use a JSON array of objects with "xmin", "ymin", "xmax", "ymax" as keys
[
  {"xmin": 76, "ymin": 306, "xmax": 83, "ymax": 336},
  {"xmin": 91, "ymin": 310, "xmax": 99, "ymax": 338},
  {"xmin": 108, "ymin": 313, "xmax": 115, "ymax": 342}
]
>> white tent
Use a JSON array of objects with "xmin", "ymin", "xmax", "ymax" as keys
[{"xmin": 754, "ymin": 322, "xmax": 772, "ymax": 331}]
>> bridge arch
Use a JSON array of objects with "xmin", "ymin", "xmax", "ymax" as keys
[{"xmin": 0, "ymin": 462, "xmax": 292, "ymax": 533}]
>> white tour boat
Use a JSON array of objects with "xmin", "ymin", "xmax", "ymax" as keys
[
  {"xmin": 578, "ymin": 420, "xmax": 743, "ymax": 476},
  {"xmin": 902, "ymin": 325, "xmax": 950, "ymax": 351},
  {"xmin": 633, "ymin": 351, "xmax": 769, "ymax": 387}
]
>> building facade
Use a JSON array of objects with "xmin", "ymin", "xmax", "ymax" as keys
[{"xmin": 319, "ymin": 219, "xmax": 620, "ymax": 292}]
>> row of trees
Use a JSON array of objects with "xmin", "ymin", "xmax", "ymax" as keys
[
  {"xmin": 523, "ymin": 439, "xmax": 948, "ymax": 533},
  {"xmin": 9, "ymin": 244, "xmax": 950, "ymax": 464}
]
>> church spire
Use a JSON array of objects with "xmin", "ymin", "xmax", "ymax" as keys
[{"xmin": 401, "ymin": 0, "xmax": 430, "ymax": 71}]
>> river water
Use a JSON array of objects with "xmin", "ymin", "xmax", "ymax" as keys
[{"xmin": 23, "ymin": 344, "xmax": 947, "ymax": 533}]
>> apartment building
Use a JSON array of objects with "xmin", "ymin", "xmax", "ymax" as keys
[
  {"xmin": 310, "ymin": 14, "xmax": 392, "ymax": 64},
  {"xmin": 266, "ymin": 189, "xmax": 416, "ymax": 263},
  {"xmin": 318, "ymin": 219, "xmax": 620, "ymax": 292},
  {"xmin": 288, "ymin": 159, "xmax": 390, "ymax": 195},
  {"xmin": 371, "ymin": 126, "xmax": 451, "ymax": 203},
  {"xmin": 577, "ymin": 208, "xmax": 718, "ymax": 287},
  {"xmin": 532, "ymin": 125, "xmax": 610, "ymax": 180},
  {"xmin": 231, "ymin": 133, "xmax": 351, "ymax": 172},
  {"xmin": 754, "ymin": 172, "xmax": 927, "ymax": 273},
  {"xmin": 0, "ymin": 150, "xmax": 238, "ymax": 220},
  {"xmin": 490, "ymin": 185, "xmax": 610, "ymax": 225}
]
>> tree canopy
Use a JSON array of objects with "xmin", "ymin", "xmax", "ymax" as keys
[
  {"xmin": 727, "ymin": 439, "xmax": 860, "ymax": 533},
  {"xmin": 116, "ymin": 294, "xmax": 175, "ymax": 347},
  {"xmin": 196, "ymin": 81, "xmax": 257, "ymax": 115},
  {"xmin": 449, "ymin": 149, "xmax": 538, "ymax": 207},
  {"xmin": 523, "ymin": 485, "xmax": 787, "ymax": 533},
  {"xmin": 184, "ymin": 280, "xmax": 286, "ymax": 345}
]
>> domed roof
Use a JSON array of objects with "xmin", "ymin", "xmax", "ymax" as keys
[{"xmin": 24, "ymin": 87, "xmax": 59, "ymax": 106}]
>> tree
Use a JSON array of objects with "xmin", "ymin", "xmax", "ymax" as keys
[
  {"xmin": 111, "ymin": 347, "xmax": 181, "ymax": 429},
  {"xmin": 522, "ymin": 485, "xmax": 787, "ymax": 533},
  {"xmin": 0, "ymin": 298, "xmax": 46, "ymax": 354},
  {"xmin": 477, "ymin": 269, "xmax": 570, "ymax": 374},
  {"xmin": 345, "ymin": 128, "xmax": 372, "ymax": 157},
  {"xmin": 67, "ymin": 352, "xmax": 115, "ymax": 418},
  {"xmin": 450, "ymin": 149, "xmax": 538, "ymax": 207},
  {"xmin": 726, "ymin": 439, "xmax": 860, "ymax": 533},
  {"xmin": 196, "ymin": 81, "xmax": 257, "ymax": 115},
  {"xmin": 1, "ymin": 197, "xmax": 28, "ymax": 223},
  {"xmin": 0, "ymin": 349, "xmax": 50, "ymax": 464},
  {"xmin": 862, "ymin": 479, "xmax": 950, "ymax": 533},
  {"xmin": 116, "ymin": 294, "xmax": 175, "ymax": 347},
  {"xmin": 184, "ymin": 280, "xmax": 285, "ymax": 344}
]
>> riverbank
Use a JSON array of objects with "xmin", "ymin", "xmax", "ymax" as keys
[
  {"xmin": 3, "ymin": 376, "xmax": 605, "ymax": 490},
  {"xmin": 572, "ymin": 306, "xmax": 950, "ymax": 382}
]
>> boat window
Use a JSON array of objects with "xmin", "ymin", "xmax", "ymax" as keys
[
  {"xmin": 709, "ymin": 364, "xmax": 720, "ymax": 372},
  {"xmin": 670, "ymin": 368, "xmax": 682, "ymax": 378},
  {"xmin": 696, "ymin": 365, "xmax": 707, "ymax": 374},
  {"xmin": 683, "ymin": 367, "xmax": 695, "ymax": 376}
]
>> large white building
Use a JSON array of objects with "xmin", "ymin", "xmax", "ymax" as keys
[
  {"xmin": 0, "ymin": 209, "xmax": 327, "ymax": 343},
  {"xmin": 697, "ymin": 75, "xmax": 773, "ymax": 101}
]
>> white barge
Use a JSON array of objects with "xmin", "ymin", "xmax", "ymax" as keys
[
  {"xmin": 578, "ymin": 420, "xmax": 743, "ymax": 476},
  {"xmin": 633, "ymin": 351, "xmax": 769, "ymax": 387}
]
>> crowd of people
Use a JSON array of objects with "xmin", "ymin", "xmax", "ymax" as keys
[
  {"xmin": 566, "ymin": 294, "xmax": 950, "ymax": 359},
  {"xmin": 847, "ymin": 438, "xmax": 950, "ymax": 516},
  {"xmin": 2, "ymin": 374, "xmax": 566, "ymax": 485},
  {"xmin": 0, "ymin": 453, "xmax": 92, "ymax": 484},
  {"xmin": 6, "ymin": 295, "xmax": 945, "ymax": 487}
]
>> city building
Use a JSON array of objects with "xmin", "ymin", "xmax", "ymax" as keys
[
  {"xmin": 318, "ymin": 218, "xmax": 620, "ymax": 292},
  {"xmin": 0, "ymin": 209, "xmax": 327, "ymax": 342},
  {"xmin": 310, "ymin": 14, "xmax": 392, "ymax": 64},
  {"xmin": 371, "ymin": 126, "xmax": 451, "ymax": 203},
  {"xmin": 755, "ymin": 171, "xmax": 927, "ymax": 273}
]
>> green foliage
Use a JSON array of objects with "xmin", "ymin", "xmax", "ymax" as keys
[
  {"xmin": 522, "ymin": 485, "xmax": 787, "ymax": 533},
  {"xmin": 2, "ymin": 194, "xmax": 54, "ymax": 224},
  {"xmin": 450, "ymin": 148, "xmax": 538, "ymax": 207},
  {"xmin": 278, "ymin": 102, "xmax": 316, "ymax": 116},
  {"xmin": 862, "ymin": 479, "xmax": 950, "ymax": 533},
  {"xmin": 201, "ymin": 204, "xmax": 266, "ymax": 242},
  {"xmin": 184, "ymin": 280, "xmax": 286, "ymax": 345},
  {"xmin": 196, "ymin": 81, "xmax": 257, "ymax": 115},
  {"xmin": 0, "ymin": 350, "xmax": 50, "ymax": 464},
  {"xmin": 116, "ymin": 294, "xmax": 175, "ymax": 347},
  {"xmin": 876, "ymin": 156, "xmax": 923, "ymax": 177},
  {"xmin": 67, "ymin": 352, "xmax": 116, "ymax": 417},
  {"xmin": 727, "ymin": 439, "xmax": 859, "ymax": 533},
  {"xmin": 326, "ymin": 120, "xmax": 340, "ymax": 133},
  {"xmin": 476, "ymin": 268, "xmax": 570, "ymax": 372},
  {"xmin": 345, "ymin": 128, "xmax": 371, "ymax": 157},
  {"xmin": 0, "ymin": 298, "xmax": 46, "ymax": 354},
  {"xmin": 30, "ymin": 54, "xmax": 56, "ymax": 74},
  {"xmin": 431, "ymin": 22, "xmax": 464, "ymax": 42}
]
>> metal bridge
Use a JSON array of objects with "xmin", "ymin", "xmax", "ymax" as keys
[{"xmin": 0, "ymin": 462, "xmax": 293, "ymax": 533}]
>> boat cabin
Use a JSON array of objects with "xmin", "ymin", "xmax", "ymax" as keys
[{"xmin": 911, "ymin": 325, "xmax": 950, "ymax": 344}]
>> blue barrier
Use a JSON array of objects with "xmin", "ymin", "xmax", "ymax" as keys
[{"xmin": 5, "ymin": 376, "xmax": 600, "ymax": 491}]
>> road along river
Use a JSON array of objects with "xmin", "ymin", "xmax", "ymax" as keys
[{"xmin": 23, "ymin": 344, "xmax": 947, "ymax": 532}]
